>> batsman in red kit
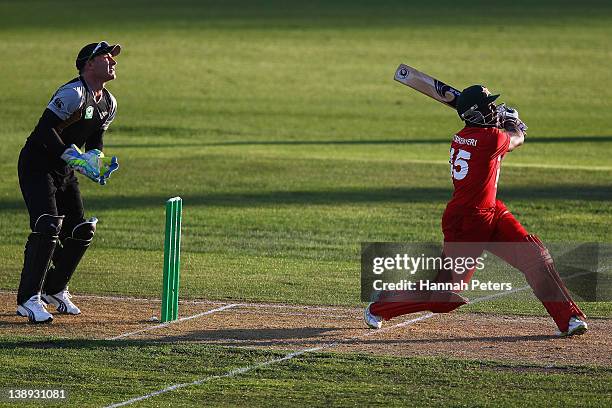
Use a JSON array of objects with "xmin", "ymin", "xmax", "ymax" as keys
[{"xmin": 364, "ymin": 85, "xmax": 588, "ymax": 337}]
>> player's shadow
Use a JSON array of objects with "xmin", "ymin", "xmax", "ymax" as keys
[
  {"xmin": 202, "ymin": 135, "xmax": 612, "ymax": 146},
  {"xmin": 347, "ymin": 334, "xmax": 559, "ymax": 346},
  {"xmin": 146, "ymin": 327, "xmax": 339, "ymax": 346},
  {"xmin": 0, "ymin": 338, "xmax": 153, "ymax": 350},
  {"xmin": 0, "ymin": 327, "xmax": 340, "ymax": 350},
  {"xmin": 0, "ymin": 313, "xmax": 26, "ymax": 327},
  {"xmin": 110, "ymin": 328, "xmax": 561, "ymax": 348},
  {"xmin": 107, "ymin": 134, "xmax": 612, "ymax": 149},
  {"xmin": 0, "ymin": 329, "xmax": 572, "ymax": 350}
]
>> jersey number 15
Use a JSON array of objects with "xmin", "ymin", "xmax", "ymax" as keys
[{"xmin": 449, "ymin": 148, "xmax": 471, "ymax": 180}]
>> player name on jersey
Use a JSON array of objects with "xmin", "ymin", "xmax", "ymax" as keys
[{"xmin": 453, "ymin": 134, "xmax": 478, "ymax": 146}]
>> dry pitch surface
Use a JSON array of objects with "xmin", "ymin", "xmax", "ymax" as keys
[{"xmin": 1, "ymin": 292, "xmax": 610, "ymax": 368}]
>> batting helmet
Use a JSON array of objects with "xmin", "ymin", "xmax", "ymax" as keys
[{"xmin": 456, "ymin": 85, "xmax": 500, "ymax": 126}]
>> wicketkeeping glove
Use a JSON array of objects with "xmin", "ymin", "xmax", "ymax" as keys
[
  {"xmin": 61, "ymin": 144, "xmax": 119, "ymax": 185},
  {"xmin": 99, "ymin": 156, "xmax": 119, "ymax": 185}
]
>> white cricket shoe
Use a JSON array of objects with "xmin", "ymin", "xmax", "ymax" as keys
[
  {"xmin": 364, "ymin": 303, "xmax": 383, "ymax": 329},
  {"xmin": 42, "ymin": 290, "xmax": 81, "ymax": 315},
  {"xmin": 556, "ymin": 316, "xmax": 588, "ymax": 337},
  {"xmin": 16, "ymin": 294, "xmax": 53, "ymax": 323}
]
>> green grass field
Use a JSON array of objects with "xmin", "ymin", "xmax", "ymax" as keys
[
  {"xmin": 0, "ymin": 0, "xmax": 611, "ymax": 406},
  {"xmin": 2, "ymin": 336, "xmax": 610, "ymax": 407}
]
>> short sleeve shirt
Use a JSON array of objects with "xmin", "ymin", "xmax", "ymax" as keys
[{"xmin": 447, "ymin": 126, "xmax": 510, "ymax": 209}]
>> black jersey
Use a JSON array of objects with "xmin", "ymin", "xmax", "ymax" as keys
[{"xmin": 24, "ymin": 76, "xmax": 117, "ymax": 171}]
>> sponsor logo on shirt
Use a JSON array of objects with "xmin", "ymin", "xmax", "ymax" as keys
[
  {"xmin": 53, "ymin": 98, "xmax": 64, "ymax": 110},
  {"xmin": 85, "ymin": 105, "xmax": 94, "ymax": 119}
]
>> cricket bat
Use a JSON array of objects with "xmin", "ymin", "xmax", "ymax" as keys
[{"xmin": 393, "ymin": 64, "xmax": 461, "ymax": 109}]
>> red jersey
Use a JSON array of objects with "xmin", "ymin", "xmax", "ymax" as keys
[{"xmin": 447, "ymin": 126, "xmax": 510, "ymax": 209}]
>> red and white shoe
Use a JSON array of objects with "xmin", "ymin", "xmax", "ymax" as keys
[
  {"xmin": 556, "ymin": 316, "xmax": 588, "ymax": 337},
  {"xmin": 364, "ymin": 303, "xmax": 383, "ymax": 329}
]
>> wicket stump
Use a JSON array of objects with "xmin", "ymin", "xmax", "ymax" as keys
[{"xmin": 161, "ymin": 196, "xmax": 182, "ymax": 322}]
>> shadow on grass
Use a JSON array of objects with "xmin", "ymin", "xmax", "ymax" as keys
[
  {"xmin": 0, "ymin": 327, "xmax": 335, "ymax": 350},
  {"xmin": 137, "ymin": 328, "xmax": 560, "ymax": 347},
  {"xmin": 157, "ymin": 327, "xmax": 338, "ymax": 344},
  {"xmin": 0, "ymin": 184, "xmax": 610, "ymax": 212},
  {"xmin": 7, "ymin": 0, "xmax": 612, "ymax": 31},
  {"xmin": 108, "ymin": 135, "xmax": 612, "ymax": 149},
  {"xmin": 0, "ymin": 338, "xmax": 155, "ymax": 350},
  {"xmin": 0, "ymin": 330, "xmax": 558, "ymax": 351},
  {"xmin": 148, "ymin": 329, "xmax": 562, "ymax": 349}
]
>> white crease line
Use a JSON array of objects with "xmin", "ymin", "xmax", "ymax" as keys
[
  {"xmin": 105, "ymin": 278, "xmax": 575, "ymax": 407},
  {"xmin": 104, "ymin": 268, "xmax": 595, "ymax": 342},
  {"xmin": 2, "ymin": 291, "xmax": 359, "ymax": 313},
  {"xmin": 468, "ymin": 285, "xmax": 531, "ymax": 304},
  {"xmin": 231, "ymin": 302, "xmax": 361, "ymax": 312},
  {"xmin": 103, "ymin": 346, "xmax": 325, "ymax": 408},
  {"xmin": 72, "ymin": 293, "xmax": 230, "ymax": 306},
  {"xmin": 107, "ymin": 304, "xmax": 240, "ymax": 341},
  {"xmin": 361, "ymin": 312, "xmax": 436, "ymax": 337},
  {"xmin": 103, "ymin": 313, "xmax": 432, "ymax": 408},
  {"xmin": 229, "ymin": 309, "xmax": 359, "ymax": 319}
]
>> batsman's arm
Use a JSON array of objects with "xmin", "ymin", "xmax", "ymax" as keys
[
  {"xmin": 506, "ymin": 129, "xmax": 525, "ymax": 152},
  {"xmin": 498, "ymin": 105, "xmax": 526, "ymax": 152}
]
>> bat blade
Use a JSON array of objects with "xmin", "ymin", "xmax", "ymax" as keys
[{"xmin": 393, "ymin": 64, "xmax": 461, "ymax": 109}]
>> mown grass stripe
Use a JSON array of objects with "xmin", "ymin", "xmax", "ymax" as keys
[{"xmin": 102, "ymin": 282, "xmax": 571, "ymax": 406}]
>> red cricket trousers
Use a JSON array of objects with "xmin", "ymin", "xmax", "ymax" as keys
[{"xmin": 370, "ymin": 200, "xmax": 584, "ymax": 332}]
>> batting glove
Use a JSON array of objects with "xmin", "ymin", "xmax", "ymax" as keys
[{"xmin": 498, "ymin": 105, "xmax": 528, "ymax": 135}]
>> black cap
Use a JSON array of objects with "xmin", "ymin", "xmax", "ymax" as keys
[
  {"xmin": 76, "ymin": 41, "xmax": 121, "ymax": 71},
  {"xmin": 456, "ymin": 85, "xmax": 499, "ymax": 116}
]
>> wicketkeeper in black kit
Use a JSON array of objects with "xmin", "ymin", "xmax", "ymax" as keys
[{"xmin": 16, "ymin": 41, "xmax": 121, "ymax": 323}]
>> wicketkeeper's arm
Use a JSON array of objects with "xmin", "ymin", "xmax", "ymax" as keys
[
  {"xmin": 85, "ymin": 129, "xmax": 104, "ymax": 152},
  {"xmin": 31, "ymin": 109, "xmax": 68, "ymax": 158}
]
